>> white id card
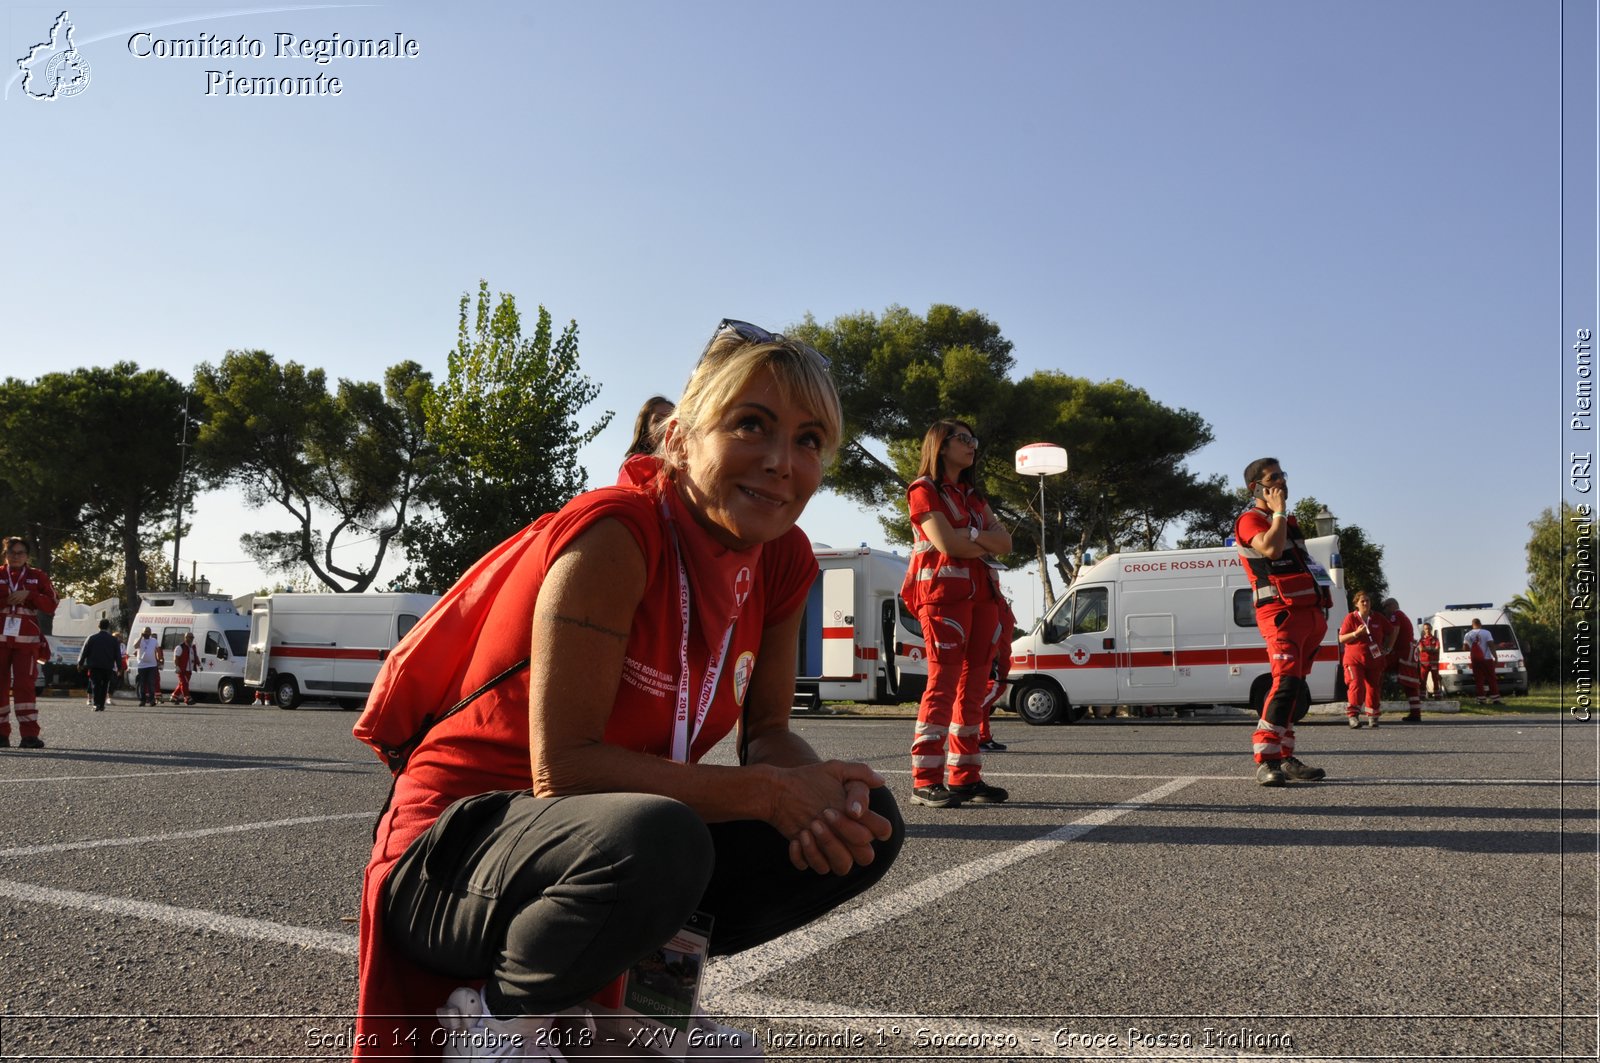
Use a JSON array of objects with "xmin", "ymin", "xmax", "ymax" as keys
[{"xmin": 3, "ymin": 618, "xmax": 20, "ymax": 638}]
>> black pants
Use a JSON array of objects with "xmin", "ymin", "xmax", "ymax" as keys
[
  {"xmin": 87, "ymin": 668, "xmax": 114, "ymax": 709},
  {"xmin": 383, "ymin": 787, "xmax": 904, "ymax": 1017}
]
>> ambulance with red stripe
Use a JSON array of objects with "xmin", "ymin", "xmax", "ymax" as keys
[
  {"xmin": 1006, "ymin": 535, "xmax": 1344, "ymax": 724},
  {"xmin": 244, "ymin": 592, "xmax": 439, "ymax": 709},
  {"xmin": 793, "ymin": 544, "xmax": 926, "ymax": 709},
  {"xmin": 128, "ymin": 591, "xmax": 252, "ymax": 705}
]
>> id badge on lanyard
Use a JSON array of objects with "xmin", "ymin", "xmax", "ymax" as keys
[{"xmin": 661, "ymin": 500, "xmax": 741, "ymax": 765}]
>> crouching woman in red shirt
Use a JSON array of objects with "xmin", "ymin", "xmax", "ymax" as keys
[{"xmin": 355, "ymin": 321, "xmax": 903, "ymax": 1060}]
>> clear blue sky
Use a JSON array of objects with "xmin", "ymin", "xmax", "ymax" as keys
[{"xmin": 2, "ymin": 0, "xmax": 1585, "ymax": 626}]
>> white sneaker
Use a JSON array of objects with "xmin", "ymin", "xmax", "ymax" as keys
[{"xmin": 435, "ymin": 986, "xmax": 576, "ymax": 1061}]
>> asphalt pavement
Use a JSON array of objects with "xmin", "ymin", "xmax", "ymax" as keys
[{"xmin": 0, "ymin": 691, "xmax": 1594, "ymax": 1061}]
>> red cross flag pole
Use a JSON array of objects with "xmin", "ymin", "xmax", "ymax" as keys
[{"xmin": 1014, "ymin": 443, "xmax": 1069, "ymax": 559}]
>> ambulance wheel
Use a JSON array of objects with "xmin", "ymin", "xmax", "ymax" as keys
[
  {"xmin": 216, "ymin": 677, "xmax": 243, "ymax": 706},
  {"xmin": 274, "ymin": 677, "xmax": 302, "ymax": 710},
  {"xmin": 1013, "ymin": 679, "xmax": 1067, "ymax": 725}
]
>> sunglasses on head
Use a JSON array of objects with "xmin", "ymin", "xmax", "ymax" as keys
[{"xmin": 702, "ymin": 319, "xmax": 830, "ymax": 368}]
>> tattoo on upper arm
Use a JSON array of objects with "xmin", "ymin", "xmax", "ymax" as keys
[{"xmin": 548, "ymin": 613, "xmax": 630, "ymax": 642}]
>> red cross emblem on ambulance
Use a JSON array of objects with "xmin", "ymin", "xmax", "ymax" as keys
[
  {"xmin": 734, "ymin": 566, "xmax": 752, "ymax": 608},
  {"xmin": 1067, "ymin": 646, "xmax": 1091, "ymax": 666}
]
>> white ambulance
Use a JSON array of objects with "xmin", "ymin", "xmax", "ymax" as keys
[
  {"xmin": 244, "ymin": 592, "xmax": 440, "ymax": 709},
  {"xmin": 794, "ymin": 544, "xmax": 926, "ymax": 708},
  {"xmin": 1006, "ymin": 535, "xmax": 1344, "ymax": 724},
  {"xmin": 128, "ymin": 592, "xmax": 252, "ymax": 704},
  {"xmin": 1426, "ymin": 603, "xmax": 1529, "ymax": 697}
]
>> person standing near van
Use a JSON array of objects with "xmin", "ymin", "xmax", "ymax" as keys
[
  {"xmin": 78, "ymin": 619, "xmax": 123, "ymax": 711},
  {"xmin": 174, "ymin": 632, "xmax": 201, "ymax": 706},
  {"xmin": 1381, "ymin": 598, "xmax": 1423, "ymax": 722},
  {"xmin": 1339, "ymin": 592, "xmax": 1388, "ymax": 727},
  {"xmin": 902, "ymin": 420, "xmax": 1012, "ymax": 806},
  {"xmin": 0, "ymin": 537, "xmax": 57, "ymax": 749},
  {"xmin": 1234, "ymin": 459, "xmax": 1329, "ymax": 786},
  {"xmin": 1418, "ymin": 623, "xmax": 1443, "ymax": 699},
  {"xmin": 977, "ymin": 576, "xmax": 1015, "ymax": 753},
  {"xmin": 1463, "ymin": 618, "xmax": 1504, "ymax": 704},
  {"xmin": 132, "ymin": 626, "xmax": 162, "ymax": 706}
]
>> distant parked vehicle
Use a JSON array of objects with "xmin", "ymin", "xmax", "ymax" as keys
[{"xmin": 244, "ymin": 592, "xmax": 440, "ymax": 710}]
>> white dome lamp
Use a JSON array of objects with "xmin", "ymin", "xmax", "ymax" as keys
[{"xmin": 1015, "ymin": 443, "xmax": 1069, "ymax": 557}]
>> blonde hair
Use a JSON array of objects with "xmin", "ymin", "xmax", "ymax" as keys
[{"xmin": 665, "ymin": 335, "xmax": 841, "ymax": 467}]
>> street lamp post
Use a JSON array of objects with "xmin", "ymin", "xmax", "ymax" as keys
[{"xmin": 1015, "ymin": 442, "xmax": 1069, "ymax": 564}]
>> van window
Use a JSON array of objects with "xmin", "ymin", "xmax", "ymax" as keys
[
  {"xmin": 1440, "ymin": 625, "xmax": 1518, "ymax": 653},
  {"xmin": 1047, "ymin": 587, "xmax": 1108, "ymax": 642},
  {"xmin": 162, "ymin": 627, "xmax": 186, "ymax": 651},
  {"xmin": 1072, "ymin": 587, "xmax": 1108, "ymax": 634},
  {"xmin": 1233, "ymin": 590, "xmax": 1257, "ymax": 628},
  {"xmin": 896, "ymin": 597, "xmax": 921, "ymax": 637},
  {"xmin": 397, "ymin": 613, "xmax": 421, "ymax": 642},
  {"xmin": 225, "ymin": 629, "xmax": 247, "ymax": 657},
  {"xmin": 204, "ymin": 632, "xmax": 224, "ymax": 657}
]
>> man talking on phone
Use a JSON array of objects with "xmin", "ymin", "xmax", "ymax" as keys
[{"xmin": 1234, "ymin": 459, "xmax": 1331, "ymax": 787}]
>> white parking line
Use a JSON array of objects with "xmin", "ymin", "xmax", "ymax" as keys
[
  {"xmin": 705, "ymin": 776, "xmax": 1200, "ymax": 998},
  {"xmin": 874, "ymin": 768, "xmax": 1594, "ymax": 785},
  {"xmin": 0, "ymin": 764, "xmax": 349, "ymax": 785},
  {"xmin": 0, "ymin": 812, "xmax": 373, "ymax": 858},
  {"xmin": 0, "ymin": 877, "xmax": 357, "ymax": 955}
]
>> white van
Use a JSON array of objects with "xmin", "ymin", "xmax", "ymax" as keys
[
  {"xmin": 1426, "ymin": 603, "xmax": 1529, "ymax": 696},
  {"xmin": 129, "ymin": 592, "xmax": 252, "ymax": 704},
  {"xmin": 244, "ymin": 592, "xmax": 440, "ymax": 709},
  {"xmin": 794, "ymin": 545, "xmax": 926, "ymax": 708},
  {"xmin": 1006, "ymin": 535, "xmax": 1344, "ymax": 724}
]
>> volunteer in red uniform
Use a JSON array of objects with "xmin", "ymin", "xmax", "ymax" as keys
[
  {"xmin": 1339, "ymin": 592, "xmax": 1389, "ymax": 728},
  {"xmin": 354, "ymin": 321, "xmax": 902, "ymax": 1061},
  {"xmin": 902, "ymin": 420, "xmax": 1013, "ymax": 808},
  {"xmin": 173, "ymin": 632, "xmax": 201, "ymax": 706},
  {"xmin": 0, "ymin": 537, "xmax": 57, "ymax": 749},
  {"xmin": 1418, "ymin": 623, "xmax": 1443, "ymax": 699},
  {"xmin": 1382, "ymin": 598, "xmax": 1422, "ymax": 722},
  {"xmin": 1464, "ymin": 617, "xmax": 1504, "ymax": 704},
  {"xmin": 977, "ymin": 580, "xmax": 1015, "ymax": 752},
  {"xmin": 1234, "ymin": 459, "xmax": 1329, "ymax": 786}
]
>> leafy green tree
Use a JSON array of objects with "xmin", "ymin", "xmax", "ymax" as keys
[
  {"xmin": 191, "ymin": 352, "xmax": 434, "ymax": 593},
  {"xmin": 399, "ymin": 282, "xmax": 612, "ymax": 592},
  {"xmin": 791, "ymin": 306, "xmax": 1228, "ymax": 607},
  {"xmin": 3, "ymin": 364, "xmax": 189, "ymax": 620},
  {"xmin": 1511, "ymin": 503, "xmax": 1586, "ymax": 684}
]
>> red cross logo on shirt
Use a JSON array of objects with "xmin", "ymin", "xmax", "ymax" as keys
[
  {"xmin": 1068, "ymin": 646, "xmax": 1091, "ymax": 666},
  {"xmin": 734, "ymin": 566, "xmax": 752, "ymax": 608}
]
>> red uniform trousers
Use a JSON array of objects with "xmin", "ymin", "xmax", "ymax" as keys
[
  {"xmin": 1252, "ymin": 605, "xmax": 1327, "ymax": 764},
  {"xmin": 174, "ymin": 669, "xmax": 193, "ymax": 703},
  {"xmin": 1420, "ymin": 662, "xmax": 1442, "ymax": 697},
  {"xmin": 1392, "ymin": 649, "xmax": 1421, "ymax": 714},
  {"xmin": 976, "ymin": 611, "xmax": 1012, "ymax": 744},
  {"xmin": 1344, "ymin": 656, "xmax": 1386, "ymax": 717},
  {"xmin": 0, "ymin": 639, "xmax": 41, "ymax": 740},
  {"xmin": 1471, "ymin": 659, "xmax": 1501, "ymax": 699},
  {"xmin": 912, "ymin": 597, "xmax": 999, "ymax": 789}
]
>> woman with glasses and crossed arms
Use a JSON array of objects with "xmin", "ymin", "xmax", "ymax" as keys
[
  {"xmin": 901, "ymin": 420, "xmax": 1013, "ymax": 808},
  {"xmin": 356, "ymin": 320, "xmax": 903, "ymax": 1061}
]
